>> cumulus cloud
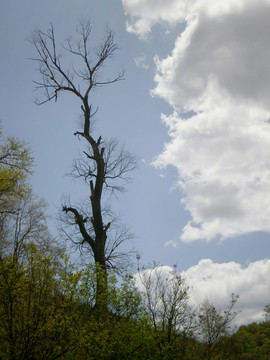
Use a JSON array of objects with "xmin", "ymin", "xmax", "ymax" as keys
[
  {"xmin": 155, "ymin": 96, "xmax": 270, "ymax": 242},
  {"xmin": 182, "ymin": 258, "xmax": 270, "ymax": 325},
  {"xmin": 152, "ymin": 1, "xmax": 270, "ymax": 110},
  {"xmin": 135, "ymin": 259, "xmax": 270, "ymax": 325},
  {"xmin": 124, "ymin": 0, "xmax": 270, "ymax": 242}
]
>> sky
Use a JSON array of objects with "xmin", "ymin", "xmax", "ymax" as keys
[{"xmin": 1, "ymin": 0, "xmax": 270, "ymax": 325}]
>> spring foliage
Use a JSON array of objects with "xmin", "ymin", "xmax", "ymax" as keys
[
  {"xmin": 0, "ymin": 131, "xmax": 33, "ymax": 214},
  {"xmin": 1, "ymin": 244, "xmax": 268, "ymax": 360}
]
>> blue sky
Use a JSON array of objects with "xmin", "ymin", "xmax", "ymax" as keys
[{"xmin": 1, "ymin": 0, "xmax": 270, "ymax": 324}]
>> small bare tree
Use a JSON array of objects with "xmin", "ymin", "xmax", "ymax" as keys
[
  {"xmin": 264, "ymin": 303, "xmax": 270, "ymax": 322},
  {"xmin": 194, "ymin": 294, "xmax": 239, "ymax": 360},
  {"xmin": 136, "ymin": 262, "xmax": 193, "ymax": 358},
  {"xmin": 30, "ymin": 21, "xmax": 136, "ymax": 308},
  {"xmin": 0, "ymin": 191, "xmax": 63, "ymax": 264}
]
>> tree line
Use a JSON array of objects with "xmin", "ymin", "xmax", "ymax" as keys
[{"xmin": 0, "ymin": 21, "xmax": 269, "ymax": 359}]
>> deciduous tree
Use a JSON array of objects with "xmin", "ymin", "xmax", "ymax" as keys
[
  {"xmin": 264, "ymin": 303, "xmax": 270, "ymax": 322},
  {"xmin": 0, "ymin": 130, "xmax": 33, "ymax": 215},
  {"xmin": 193, "ymin": 294, "xmax": 239, "ymax": 360},
  {"xmin": 30, "ymin": 21, "xmax": 136, "ymax": 309},
  {"xmin": 0, "ymin": 244, "xmax": 80, "ymax": 359},
  {"xmin": 136, "ymin": 263, "xmax": 193, "ymax": 359},
  {"xmin": 0, "ymin": 191, "xmax": 63, "ymax": 263}
]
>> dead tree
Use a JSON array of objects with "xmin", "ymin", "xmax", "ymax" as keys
[{"xmin": 30, "ymin": 21, "xmax": 136, "ymax": 309}]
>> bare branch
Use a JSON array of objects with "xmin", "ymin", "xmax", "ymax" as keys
[
  {"xmin": 62, "ymin": 205, "xmax": 95, "ymax": 250},
  {"xmin": 30, "ymin": 22, "xmax": 136, "ymax": 306}
]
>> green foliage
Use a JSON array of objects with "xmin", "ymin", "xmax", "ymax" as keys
[
  {"xmin": 0, "ymin": 132, "xmax": 33, "ymax": 213},
  {"xmin": 0, "ymin": 129, "xmax": 57, "ymax": 262},
  {"xmin": 1, "ymin": 242, "xmax": 269, "ymax": 359},
  {"xmin": 0, "ymin": 244, "xmax": 153, "ymax": 359},
  {"xmin": 232, "ymin": 321, "xmax": 270, "ymax": 359},
  {"xmin": 0, "ymin": 174, "xmax": 267, "ymax": 360},
  {"xmin": 66, "ymin": 265, "xmax": 152, "ymax": 359},
  {"xmin": 0, "ymin": 244, "xmax": 80, "ymax": 359}
]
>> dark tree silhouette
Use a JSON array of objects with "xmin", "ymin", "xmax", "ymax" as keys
[{"xmin": 30, "ymin": 21, "xmax": 136, "ymax": 309}]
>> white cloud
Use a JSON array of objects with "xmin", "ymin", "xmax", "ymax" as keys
[
  {"xmin": 152, "ymin": 1, "xmax": 270, "ymax": 110},
  {"xmin": 124, "ymin": 0, "xmax": 270, "ymax": 242},
  {"xmin": 122, "ymin": 0, "xmax": 263, "ymax": 38},
  {"xmin": 154, "ymin": 96, "xmax": 270, "ymax": 242},
  {"xmin": 182, "ymin": 258, "xmax": 270, "ymax": 325},
  {"xmin": 135, "ymin": 259, "xmax": 270, "ymax": 325},
  {"xmin": 122, "ymin": 0, "xmax": 190, "ymax": 37},
  {"xmin": 134, "ymin": 54, "xmax": 149, "ymax": 69},
  {"xmin": 134, "ymin": 264, "xmax": 175, "ymax": 291}
]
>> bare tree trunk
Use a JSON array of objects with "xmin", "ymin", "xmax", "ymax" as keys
[{"xmin": 30, "ymin": 21, "xmax": 136, "ymax": 310}]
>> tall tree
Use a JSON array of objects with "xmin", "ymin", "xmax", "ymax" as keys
[{"xmin": 30, "ymin": 22, "xmax": 136, "ymax": 308}]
